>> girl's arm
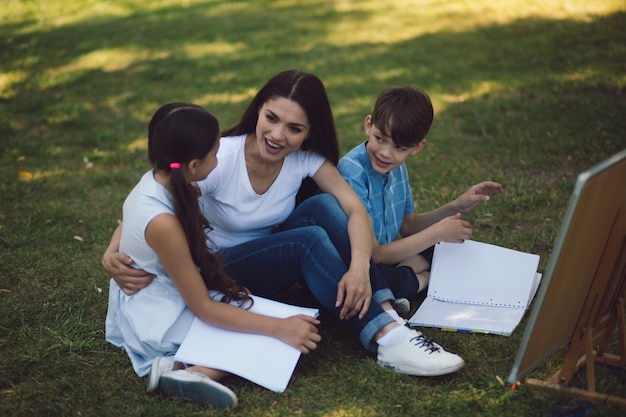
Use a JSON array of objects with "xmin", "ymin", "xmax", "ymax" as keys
[
  {"xmin": 102, "ymin": 223, "xmax": 155, "ymax": 295},
  {"xmin": 312, "ymin": 160, "xmax": 373, "ymax": 320},
  {"xmin": 146, "ymin": 213, "xmax": 321, "ymax": 353}
]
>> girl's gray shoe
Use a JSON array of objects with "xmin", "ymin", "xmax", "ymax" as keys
[
  {"xmin": 146, "ymin": 356, "xmax": 175, "ymax": 393},
  {"xmin": 159, "ymin": 369, "xmax": 238, "ymax": 408}
]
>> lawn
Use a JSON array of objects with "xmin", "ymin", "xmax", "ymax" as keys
[{"xmin": 1, "ymin": 1, "xmax": 625, "ymax": 416}]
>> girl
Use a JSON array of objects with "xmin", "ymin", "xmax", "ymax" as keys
[{"xmin": 105, "ymin": 103, "xmax": 321, "ymax": 408}]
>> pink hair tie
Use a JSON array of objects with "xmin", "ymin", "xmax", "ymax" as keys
[{"xmin": 170, "ymin": 162, "xmax": 181, "ymax": 169}]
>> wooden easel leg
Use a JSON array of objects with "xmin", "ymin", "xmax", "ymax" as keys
[
  {"xmin": 594, "ymin": 297, "xmax": 626, "ymax": 369},
  {"xmin": 555, "ymin": 328, "xmax": 589, "ymax": 385},
  {"xmin": 616, "ymin": 298, "xmax": 626, "ymax": 367},
  {"xmin": 526, "ymin": 378, "xmax": 626, "ymax": 407},
  {"xmin": 527, "ymin": 296, "xmax": 626, "ymax": 406},
  {"xmin": 584, "ymin": 329, "xmax": 596, "ymax": 393}
]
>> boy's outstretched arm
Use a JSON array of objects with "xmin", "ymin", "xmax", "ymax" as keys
[
  {"xmin": 399, "ymin": 181, "xmax": 502, "ymax": 237},
  {"xmin": 372, "ymin": 181, "xmax": 502, "ymax": 265}
]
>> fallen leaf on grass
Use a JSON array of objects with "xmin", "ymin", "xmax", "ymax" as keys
[{"xmin": 17, "ymin": 171, "xmax": 33, "ymax": 181}]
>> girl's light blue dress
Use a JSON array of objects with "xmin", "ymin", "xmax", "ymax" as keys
[{"xmin": 105, "ymin": 171, "xmax": 194, "ymax": 376}]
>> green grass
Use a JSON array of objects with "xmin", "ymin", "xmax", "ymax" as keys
[{"xmin": 1, "ymin": 0, "xmax": 626, "ymax": 415}]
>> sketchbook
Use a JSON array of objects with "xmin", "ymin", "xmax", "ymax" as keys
[
  {"xmin": 175, "ymin": 294, "xmax": 319, "ymax": 393},
  {"xmin": 408, "ymin": 240, "xmax": 541, "ymax": 336}
]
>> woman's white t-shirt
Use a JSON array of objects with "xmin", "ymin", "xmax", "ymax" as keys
[{"xmin": 197, "ymin": 134, "xmax": 325, "ymax": 250}]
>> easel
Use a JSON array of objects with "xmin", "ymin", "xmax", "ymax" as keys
[{"xmin": 527, "ymin": 208, "xmax": 626, "ymax": 406}]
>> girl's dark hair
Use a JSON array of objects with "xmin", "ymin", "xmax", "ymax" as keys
[
  {"xmin": 371, "ymin": 85, "xmax": 434, "ymax": 148},
  {"xmin": 222, "ymin": 70, "xmax": 339, "ymax": 203},
  {"xmin": 148, "ymin": 103, "xmax": 250, "ymax": 305}
]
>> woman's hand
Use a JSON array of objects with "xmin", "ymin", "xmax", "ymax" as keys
[
  {"xmin": 102, "ymin": 251, "xmax": 154, "ymax": 295},
  {"xmin": 335, "ymin": 264, "xmax": 372, "ymax": 320}
]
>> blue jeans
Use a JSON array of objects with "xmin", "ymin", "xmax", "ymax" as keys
[
  {"xmin": 286, "ymin": 193, "xmax": 438, "ymax": 300},
  {"xmin": 276, "ymin": 193, "xmax": 396, "ymax": 306},
  {"xmin": 217, "ymin": 195, "xmax": 394, "ymax": 352}
]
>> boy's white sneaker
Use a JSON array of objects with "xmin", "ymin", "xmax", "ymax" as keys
[
  {"xmin": 159, "ymin": 369, "xmax": 238, "ymax": 408},
  {"xmin": 146, "ymin": 356, "xmax": 176, "ymax": 393},
  {"xmin": 377, "ymin": 329, "xmax": 465, "ymax": 376}
]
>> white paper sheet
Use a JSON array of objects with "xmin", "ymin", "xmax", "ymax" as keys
[{"xmin": 175, "ymin": 295, "xmax": 319, "ymax": 393}]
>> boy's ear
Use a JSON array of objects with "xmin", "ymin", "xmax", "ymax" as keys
[
  {"xmin": 363, "ymin": 115, "xmax": 373, "ymax": 135},
  {"xmin": 410, "ymin": 139, "xmax": 427, "ymax": 155}
]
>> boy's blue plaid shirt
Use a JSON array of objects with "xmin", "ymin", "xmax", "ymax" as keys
[{"xmin": 338, "ymin": 141, "xmax": 415, "ymax": 245}]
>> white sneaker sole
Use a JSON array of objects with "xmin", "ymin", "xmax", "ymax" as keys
[
  {"xmin": 159, "ymin": 371, "xmax": 238, "ymax": 408},
  {"xmin": 378, "ymin": 358, "xmax": 465, "ymax": 376}
]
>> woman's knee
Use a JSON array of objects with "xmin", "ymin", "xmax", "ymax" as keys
[
  {"xmin": 309, "ymin": 194, "xmax": 349, "ymax": 231},
  {"xmin": 302, "ymin": 225, "xmax": 332, "ymax": 245},
  {"xmin": 302, "ymin": 193, "xmax": 346, "ymax": 219}
]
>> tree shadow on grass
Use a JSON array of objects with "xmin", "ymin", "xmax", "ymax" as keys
[{"xmin": 1, "ymin": 4, "xmax": 624, "ymax": 159}]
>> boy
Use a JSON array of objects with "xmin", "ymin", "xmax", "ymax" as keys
[{"xmin": 338, "ymin": 85, "xmax": 502, "ymax": 313}]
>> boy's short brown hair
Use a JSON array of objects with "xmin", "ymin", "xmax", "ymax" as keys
[{"xmin": 370, "ymin": 85, "xmax": 433, "ymax": 147}]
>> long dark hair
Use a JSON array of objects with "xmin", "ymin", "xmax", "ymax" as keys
[
  {"xmin": 222, "ymin": 70, "xmax": 340, "ymax": 203},
  {"xmin": 148, "ymin": 103, "xmax": 250, "ymax": 305}
]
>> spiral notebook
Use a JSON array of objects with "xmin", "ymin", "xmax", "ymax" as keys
[{"xmin": 408, "ymin": 240, "xmax": 541, "ymax": 336}]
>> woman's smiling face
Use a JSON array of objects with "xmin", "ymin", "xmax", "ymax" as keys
[{"xmin": 255, "ymin": 97, "xmax": 311, "ymax": 162}]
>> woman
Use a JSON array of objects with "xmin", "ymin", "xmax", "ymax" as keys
[{"xmin": 103, "ymin": 70, "xmax": 464, "ymax": 379}]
